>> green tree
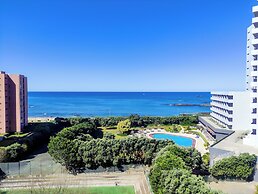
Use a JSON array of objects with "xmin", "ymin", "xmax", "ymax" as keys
[
  {"xmin": 117, "ymin": 119, "xmax": 131, "ymax": 134},
  {"xmin": 155, "ymin": 145, "xmax": 204, "ymax": 172},
  {"xmin": 161, "ymin": 169, "xmax": 221, "ymax": 194},
  {"xmin": 210, "ymin": 153, "xmax": 257, "ymax": 181},
  {"xmin": 149, "ymin": 152, "xmax": 186, "ymax": 193}
]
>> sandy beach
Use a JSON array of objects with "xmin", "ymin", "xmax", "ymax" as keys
[{"xmin": 28, "ymin": 117, "xmax": 55, "ymax": 123}]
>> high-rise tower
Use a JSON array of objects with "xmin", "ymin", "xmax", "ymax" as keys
[
  {"xmin": 200, "ymin": 4, "xmax": 258, "ymax": 148},
  {"xmin": 0, "ymin": 71, "xmax": 28, "ymax": 133},
  {"xmin": 243, "ymin": 5, "xmax": 258, "ymax": 146}
]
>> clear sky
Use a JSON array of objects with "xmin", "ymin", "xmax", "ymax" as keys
[{"xmin": 0, "ymin": 0, "xmax": 257, "ymax": 92}]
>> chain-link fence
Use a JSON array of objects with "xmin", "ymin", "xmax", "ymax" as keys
[{"xmin": 0, "ymin": 161, "xmax": 147, "ymax": 178}]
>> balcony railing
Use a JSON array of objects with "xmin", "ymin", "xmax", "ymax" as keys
[
  {"xmin": 252, "ymin": 50, "xmax": 258, "ymax": 56},
  {"xmin": 253, "ymin": 5, "xmax": 258, "ymax": 16},
  {"xmin": 252, "ymin": 39, "xmax": 258, "ymax": 45}
]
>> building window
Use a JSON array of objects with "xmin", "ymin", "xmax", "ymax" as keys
[
  {"xmin": 252, "ymin": 108, "xmax": 257, "ymax": 114},
  {"xmin": 252, "ymin": 119, "xmax": 257, "ymax": 124},
  {"xmin": 228, "ymin": 103, "xmax": 233, "ymax": 107},
  {"xmin": 252, "ymin": 129, "xmax": 257, "ymax": 135},
  {"xmin": 254, "ymin": 66, "xmax": 258, "ymax": 71},
  {"xmin": 254, "ymin": 98, "xmax": 258, "ymax": 103},
  {"xmin": 254, "ymin": 76, "xmax": 258, "ymax": 82}
]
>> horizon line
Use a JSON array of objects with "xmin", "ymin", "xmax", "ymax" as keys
[{"xmin": 28, "ymin": 90, "xmax": 212, "ymax": 93}]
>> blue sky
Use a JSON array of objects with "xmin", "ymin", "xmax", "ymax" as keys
[{"xmin": 0, "ymin": 0, "xmax": 256, "ymax": 91}]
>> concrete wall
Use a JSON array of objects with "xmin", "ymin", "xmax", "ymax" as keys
[{"xmin": 232, "ymin": 92, "xmax": 251, "ymax": 131}]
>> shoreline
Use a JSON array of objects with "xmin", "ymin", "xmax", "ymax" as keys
[
  {"xmin": 28, "ymin": 112, "xmax": 210, "ymax": 120},
  {"xmin": 28, "ymin": 117, "xmax": 55, "ymax": 123}
]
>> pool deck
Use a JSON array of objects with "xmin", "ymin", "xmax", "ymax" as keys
[{"xmin": 143, "ymin": 130, "xmax": 207, "ymax": 154}]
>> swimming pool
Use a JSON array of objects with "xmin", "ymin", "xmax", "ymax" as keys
[{"xmin": 150, "ymin": 133, "xmax": 194, "ymax": 147}]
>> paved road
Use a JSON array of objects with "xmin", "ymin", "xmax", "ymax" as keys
[{"xmin": 208, "ymin": 181, "xmax": 257, "ymax": 194}]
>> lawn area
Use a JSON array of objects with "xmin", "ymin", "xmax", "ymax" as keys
[
  {"xmin": 100, "ymin": 127, "xmax": 129, "ymax": 139},
  {"xmin": 146, "ymin": 124, "xmax": 182, "ymax": 133},
  {"xmin": 187, "ymin": 130, "xmax": 209, "ymax": 145},
  {"xmin": 0, "ymin": 186, "xmax": 135, "ymax": 194},
  {"xmin": 7, "ymin": 133, "xmax": 29, "ymax": 138}
]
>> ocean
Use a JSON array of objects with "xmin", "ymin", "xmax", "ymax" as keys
[{"xmin": 28, "ymin": 92, "xmax": 211, "ymax": 118}]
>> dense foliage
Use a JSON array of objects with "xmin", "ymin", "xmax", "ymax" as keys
[
  {"xmin": 149, "ymin": 145, "xmax": 219, "ymax": 194},
  {"xmin": 155, "ymin": 145, "xmax": 204, "ymax": 172},
  {"xmin": 153, "ymin": 169, "xmax": 221, "ymax": 194},
  {"xmin": 149, "ymin": 145, "xmax": 210, "ymax": 193},
  {"xmin": 210, "ymin": 153, "xmax": 257, "ymax": 181},
  {"xmin": 65, "ymin": 114, "xmax": 198, "ymax": 128},
  {"xmin": 48, "ymin": 122, "xmax": 172, "ymax": 171},
  {"xmin": 0, "ymin": 122, "xmax": 61, "ymax": 162}
]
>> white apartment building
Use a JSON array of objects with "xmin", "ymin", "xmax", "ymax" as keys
[
  {"xmin": 210, "ymin": 91, "xmax": 250, "ymax": 131},
  {"xmin": 243, "ymin": 5, "xmax": 258, "ymax": 147},
  {"xmin": 209, "ymin": 5, "xmax": 258, "ymax": 147}
]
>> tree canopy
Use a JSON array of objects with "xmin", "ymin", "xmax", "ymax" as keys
[
  {"xmin": 48, "ymin": 121, "xmax": 172, "ymax": 171},
  {"xmin": 149, "ymin": 145, "xmax": 219, "ymax": 194},
  {"xmin": 210, "ymin": 153, "xmax": 257, "ymax": 181}
]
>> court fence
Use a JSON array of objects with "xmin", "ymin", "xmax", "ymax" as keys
[{"xmin": 0, "ymin": 161, "xmax": 147, "ymax": 178}]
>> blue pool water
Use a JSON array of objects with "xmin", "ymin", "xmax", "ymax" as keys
[
  {"xmin": 28, "ymin": 92, "xmax": 211, "ymax": 117},
  {"xmin": 151, "ymin": 133, "xmax": 194, "ymax": 147}
]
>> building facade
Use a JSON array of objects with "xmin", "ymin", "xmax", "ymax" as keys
[
  {"xmin": 210, "ymin": 91, "xmax": 251, "ymax": 131},
  {"xmin": 243, "ymin": 5, "xmax": 258, "ymax": 147},
  {"xmin": 208, "ymin": 5, "xmax": 258, "ymax": 147},
  {"xmin": 0, "ymin": 71, "xmax": 28, "ymax": 133}
]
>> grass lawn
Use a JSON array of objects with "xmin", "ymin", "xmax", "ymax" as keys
[
  {"xmin": 100, "ymin": 127, "xmax": 128, "ymax": 139},
  {"xmin": 0, "ymin": 186, "xmax": 135, "ymax": 194},
  {"xmin": 7, "ymin": 133, "xmax": 29, "ymax": 138},
  {"xmin": 187, "ymin": 130, "xmax": 209, "ymax": 145},
  {"xmin": 147, "ymin": 124, "xmax": 182, "ymax": 133}
]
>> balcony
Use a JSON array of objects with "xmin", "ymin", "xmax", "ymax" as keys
[
  {"xmin": 253, "ymin": 17, "xmax": 258, "ymax": 26},
  {"xmin": 251, "ymin": 61, "xmax": 258, "ymax": 66},
  {"xmin": 211, "ymin": 102, "xmax": 233, "ymax": 111},
  {"xmin": 251, "ymin": 82, "xmax": 258, "ymax": 87},
  {"xmin": 251, "ymin": 71, "xmax": 258, "ymax": 76},
  {"xmin": 252, "ymin": 39, "xmax": 258, "ymax": 46},
  {"xmin": 253, "ymin": 6, "xmax": 258, "ymax": 16},
  {"xmin": 252, "ymin": 50, "xmax": 258, "ymax": 56},
  {"xmin": 252, "ymin": 28, "xmax": 258, "ymax": 35}
]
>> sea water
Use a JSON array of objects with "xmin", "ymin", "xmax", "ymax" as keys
[{"xmin": 28, "ymin": 92, "xmax": 211, "ymax": 117}]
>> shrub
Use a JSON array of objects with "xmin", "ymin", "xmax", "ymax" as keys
[
  {"xmin": 156, "ymin": 145, "xmax": 204, "ymax": 172},
  {"xmin": 149, "ymin": 151, "xmax": 187, "ymax": 193},
  {"xmin": 202, "ymin": 152, "xmax": 210, "ymax": 167},
  {"xmin": 149, "ymin": 145, "xmax": 221, "ymax": 194},
  {"xmin": 210, "ymin": 153, "xmax": 257, "ymax": 181},
  {"xmin": 155, "ymin": 169, "xmax": 221, "ymax": 194},
  {"xmin": 5, "ymin": 143, "xmax": 26, "ymax": 161},
  {"xmin": 117, "ymin": 119, "xmax": 131, "ymax": 134}
]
